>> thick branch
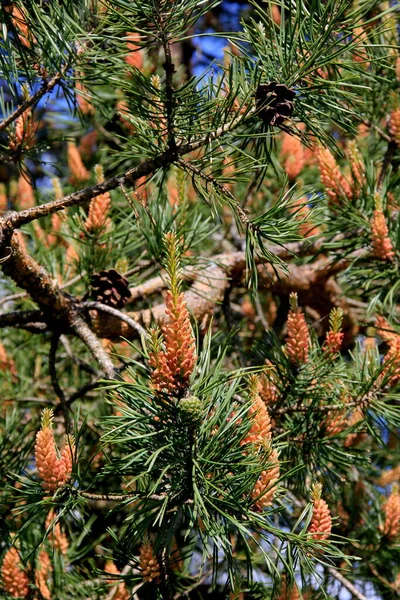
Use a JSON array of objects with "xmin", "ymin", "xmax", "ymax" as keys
[{"xmin": 0, "ymin": 309, "xmax": 45, "ymax": 328}]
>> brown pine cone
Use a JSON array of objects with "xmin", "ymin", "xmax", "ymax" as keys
[
  {"xmin": 256, "ymin": 82, "xmax": 295, "ymax": 126},
  {"xmin": 90, "ymin": 269, "xmax": 131, "ymax": 308}
]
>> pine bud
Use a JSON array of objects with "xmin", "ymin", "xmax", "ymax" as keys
[
  {"xmin": 308, "ymin": 484, "xmax": 332, "ymax": 541},
  {"xmin": 85, "ymin": 165, "xmax": 112, "ymax": 233},
  {"xmin": 285, "ymin": 293, "xmax": 310, "ymax": 365},
  {"xmin": 34, "ymin": 409, "xmax": 74, "ymax": 492},
  {"xmin": 68, "ymin": 141, "xmax": 90, "ymax": 184},
  {"xmin": 105, "ymin": 561, "xmax": 129, "ymax": 600},
  {"xmin": 322, "ymin": 307, "xmax": 344, "ymax": 354},
  {"xmin": 252, "ymin": 448, "xmax": 280, "ymax": 509},
  {"xmin": 1, "ymin": 547, "xmax": 29, "ymax": 598},
  {"xmin": 325, "ymin": 409, "xmax": 347, "ymax": 437},
  {"xmin": 35, "ymin": 549, "xmax": 52, "ymax": 600},
  {"xmin": 371, "ymin": 195, "xmax": 394, "ymax": 261},
  {"xmin": 316, "ymin": 145, "xmax": 352, "ymax": 205},
  {"xmin": 10, "ymin": 108, "xmax": 35, "ymax": 151},
  {"xmin": 242, "ymin": 376, "xmax": 272, "ymax": 447},
  {"xmin": 389, "ymin": 109, "xmax": 400, "ymax": 145},
  {"xmin": 149, "ymin": 233, "xmax": 196, "ymax": 395},
  {"xmin": 347, "ymin": 140, "xmax": 365, "ymax": 197},
  {"xmin": 380, "ymin": 486, "xmax": 400, "ymax": 540},
  {"xmin": 281, "ymin": 133, "xmax": 305, "ymax": 181},
  {"xmin": 139, "ymin": 542, "xmax": 161, "ymax": 583}
]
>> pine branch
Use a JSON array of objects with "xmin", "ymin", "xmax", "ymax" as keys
[
  {"xmin": 69, "ymin": 314, "xmax": 116, "ymax": 379},
  {"xmin": 0, "ymin": 73, "xmax": 62, "ymax": 133},
  {"xmin": 0, "ymin": 309, "xmax": 45, "ymax": 328},
  {"xmin": 328, "ymin": 567, "xmax": 369, "ymax": 600},
  {"xmin": 0, "ymin": 106, "xmax": 256, "ymax": 232},
  {"xmin": 83, "ymin": 301, "xmax": 146, "ymax": 337}
]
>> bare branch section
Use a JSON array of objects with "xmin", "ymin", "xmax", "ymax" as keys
[
  {"xmin": 69, "ymin": 315, "xmax": 116, "ymax": 379},
  {"xmin": 0, "ymin": 73, "xmax": 62, "ymax": 133}
]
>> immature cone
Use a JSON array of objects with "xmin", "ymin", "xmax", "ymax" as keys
[
  {"xmin": 1, "ymin": 547, "xmax": 29, "ymax": 598},
  {"xmin": 322, "ymin": 307, "xmax": 344, "ymax": 354},
  {"xmin": 316, "ymin": 145, "xmax": 352, "ymax": 204},
  {"xmin": 285, "ymin": 293, "xmax": 310, "ymax": 365},
  {"xmin": 380, "ymin": 486, "xmax": 400, "ymax": 540},
  {"xmin": 45, "ymin": 511, "xmax": 69, "ymax": 555},
  {"xmin": 35, "ymin": 549, "xmax": 52, "ymax": 600},
  {"xmin": 34, "ymin": 409, "xmax": 74, "ymax": 492},
  {"xmin": 105, "ymin": 561, "xmax": 129, "ymax": 600},
  {"xmin": 139, "ymin": 542, "xmax": 161, "ymax": 583},
  {"xmin": 85, "ymin": 164, "xmax": 112, "ymax": 232},
  {"xmin": 242, "ymin": 376, "xmax": 272, "ymax": 447},
  {"xmin": 252, "ymin": 448, "xmax": 280, "ymax": 510},
  {"xmin": 389, "ymin": 109, "xmax": 400, "ymax": 145},
  {"xmin": 371, "ymin": 206, "xmax": 395, "ymax": 261},
  {"xmin": 308, "ymin": 484, "xmax": 332, "ymax": 541}
]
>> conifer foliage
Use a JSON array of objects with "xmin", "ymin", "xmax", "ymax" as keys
[{"xmin": 1, "ymin": 1, "xmax": 400, "ymax": 599}]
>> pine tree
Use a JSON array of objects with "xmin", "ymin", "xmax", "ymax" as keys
[{"xmin": 1, "ymin": 1, "xmax": 400, "ymax": 598}]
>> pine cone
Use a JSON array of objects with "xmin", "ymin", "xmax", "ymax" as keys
[
  {"xmin": 256, "ymin": 82, "xmax": 295, "ymax": 126},
  {"xmin": 90, "ymin": 269, "xmax": 131, "ymax": 308}
]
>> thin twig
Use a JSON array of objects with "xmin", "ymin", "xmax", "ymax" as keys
[
  {"xmin": 83, "ymin": 301, "xmax": 146, "ymax": 337},
  {"xmin": 0, "ymin": 73, "xmax": 62, "ymax": 133},
  {"xmin": 254, "ymin": 294, "xmax": 270, "ymax": 331},
  {"xmin": 69, "ymin": 314, "xmax": 116, "ymax": 378},
  {"xmin": 328, "ymin": 566, "xmax": 369, "ymax": 600}
]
